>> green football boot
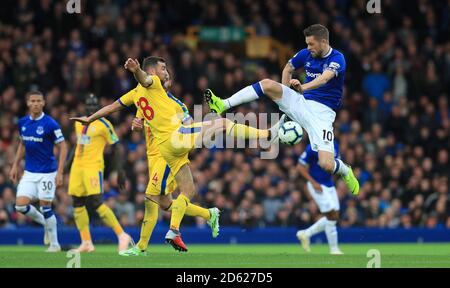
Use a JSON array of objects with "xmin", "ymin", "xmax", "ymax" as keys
[
  {"xmin": 207, "ymin": 207, "xmax": 220, "ymax": 238},
  {"xmin": 204, "ymin": 89, "xmax": 227, "ymax": 115}
]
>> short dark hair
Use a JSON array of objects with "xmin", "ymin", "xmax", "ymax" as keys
[
  {"xmin": 303, "ymin": 24, "xmax": 329, "ymax": 42},
  {"xmin": 142, "ymin": 56, "xmax": 166, "ymax": 70},
  {"xmin": 25, "ymin": 90, "xmax": 44, "ymax": 100}
]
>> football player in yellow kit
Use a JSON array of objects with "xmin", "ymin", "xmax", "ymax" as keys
[
  {"xmin": 71, "ymin": 56, "xmax": 284, "ymax": 252},
  {"xmin": 119, "ymin": 73, "xmax": 220, "ymax": 256},
  {"xmin": 68, "ymin": 94, "xmax": 131, "ymax": 253}
]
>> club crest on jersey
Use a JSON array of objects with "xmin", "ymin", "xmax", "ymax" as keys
[
  {"xmin": 36, "ymin": 126, "xmax": 44, "ymax": 135},
  {"xmin": 305, "ymin": 62, "xmax": 311, "ymax": 67},
  {"xmin": 22, "ymin": 126, "xmax": 26, "ymax": 132}
]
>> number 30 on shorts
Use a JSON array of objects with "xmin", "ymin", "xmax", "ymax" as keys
[{"xmin": 322, "ymin": 129, "xmax": 333, "ymax": 141}]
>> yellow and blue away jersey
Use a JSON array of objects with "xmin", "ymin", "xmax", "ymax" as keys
[
  {"xmin": 117, "ymin": 75, "xmax": 190, "ymax": 143},
  {"xmin": 73, "ymin": 118, "xmax": 119, "ymax": 169}
]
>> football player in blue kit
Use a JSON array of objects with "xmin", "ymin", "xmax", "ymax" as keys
[
  {"xmin": 296, "ymin": 140, "xmax": 343, "ymax": 255},
  {"xmin": 9, "ymin": 91, "xmax": 67, "ymax": 252},
  {"xmin": 205, "ymin": 24, "xmax": 359, "ymax": 195}
]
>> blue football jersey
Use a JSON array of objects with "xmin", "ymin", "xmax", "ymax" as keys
[
  {"xmin": 298, "ymin": 140, "xmax": 340, "ymax": 187},
  {"xmin": 289, "ymin": 48, "xmax": 346, "ymax": 110},
  {"xmin": 18, "ymin": 113, "xmax": 65, "ymax": 173}
]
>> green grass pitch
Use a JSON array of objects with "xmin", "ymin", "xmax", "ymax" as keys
[{"xmin": 0, "ymin": 243, "xmax": 449, "ymax": 268}]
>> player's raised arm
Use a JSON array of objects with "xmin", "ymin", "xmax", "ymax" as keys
[
  {"xmin": 9, "ymin": 139, "xmax": 25, "ymax": 184},
  {"xmin": 300, "ymin": 69, "xmax": 335, "ymax": 92},
  {"xmin": 124, "ymin": 58, "xmax": 153, "ymax": 88},
  {"xmin": 70, "ymin": 101, "xmax": 124, "ymax": 124}
]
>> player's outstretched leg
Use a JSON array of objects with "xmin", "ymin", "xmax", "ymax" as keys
[
  {"xmin": 204, "ymin": 80, "xmax": 283, "ymax": 114},
  {"xmin": 15, "ymin": 197, "xmax": 49, "ymax": 247},
  {"xmin": 296, "ymin": 217, "xmax": 328, "ymax": 252}
]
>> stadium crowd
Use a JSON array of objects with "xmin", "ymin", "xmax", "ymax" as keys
[{"xmin": 0, "ymin": 0, "xmax": 449, "ymax": 230}]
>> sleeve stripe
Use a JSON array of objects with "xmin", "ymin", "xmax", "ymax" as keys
[
  {"xmin": 117, "ymin": 98, "xmax": 128, "ymax": 108},
  {"xmin": 298, "ymin": 159, "xmax": 308, "ymax": 165},
  {"xmin": 99, "ymin": 118, "xmax": 118, "ymax": 141}
]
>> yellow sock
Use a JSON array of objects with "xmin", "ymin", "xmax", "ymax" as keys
[
  {"xmin": 185, "ymin": 203, "xmax": 210, "ymax": 220},
  {"xmin": 74, "ymin": 206, "xmax": 91, "ymax": 241},
  {"xmin": 136, "ymin": 200, "xmax": 158, "ymax": 251},
  {"xmin": 170, "ymin": 194, "xmax": 190, "ymax": 231},
  {"xmin": 96, "ymin": 204, "xmax": 124, "ymax": 236},
  {"xmin": 226, "ymin": 122, "xmax": 269, "ymax": 140}
]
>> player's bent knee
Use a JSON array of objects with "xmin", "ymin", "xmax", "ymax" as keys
[
  {"xmin": 15, "ymin": 205, "xmax": 30, "ymax": 214},
  {"xmin": 259, "ymin": 79, "xmax": 281, "ymax": 100}
]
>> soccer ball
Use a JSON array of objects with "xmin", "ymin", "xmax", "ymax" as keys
[{"xmin": 278, "ymin": 121, "xmax": 303, "ymax": 145}]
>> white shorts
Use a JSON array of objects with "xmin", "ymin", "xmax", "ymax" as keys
[
  {"xmin": 16, "ymin": 171, "xmax": 57, "ymax": 201},
  {"xmin": 306, "ymin": 182, "xmax": 340, "ymax": 213},
  {"xmin": 276, "ymin": 85, "xmax": 336, "ymax": 153}
]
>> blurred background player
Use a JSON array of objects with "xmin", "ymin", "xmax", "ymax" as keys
[
  {"xmin": 205, "ymin": 24, "xmax": 359, "ymax": 195},
  {"xmin": 296, "ymin": 140, "xmax": 343, "ymax": 255},
  {"xmin": 9, "ymin": 91, "xmax": 67, "ymax": 252},
  {"xmin": 119, "ymin": 73, "xmax": 220, "ymax": 256},
  {"xmin": 67, "ymin": 94, "xmax": 131, "ymax": 253}
]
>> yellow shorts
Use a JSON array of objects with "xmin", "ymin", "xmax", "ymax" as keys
[
  {"xmin": 68, "ymin": 166, "xmax": 104, "ymax": 197},
  {"xmin": 146, "ymin": 155, "xmax": 177, "ymax": 196},
  {"xmin": 158, "ymin": 123, "xmax": 203, "ymax": 176}
]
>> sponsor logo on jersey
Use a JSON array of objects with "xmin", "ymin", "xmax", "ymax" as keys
[
  {"xmin": 77, "ymin": 135, "xmax": 91, "ymax": 145},
  {"xmin": 306, "ymin": 70, "xmax": 322, "ymax": 78},
  {"xmin": 22, "ymin": 136, "xmax": 44, "ymax": 142}
]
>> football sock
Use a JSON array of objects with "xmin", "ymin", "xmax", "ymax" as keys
[
  {"xmin": 333, "ymin": 159, "xmax": 349, "ymax": 176},
  {"xmin": 74, "ymin": 206, "xmax": 91, "ymax": 241},
  {"xmin": 325, "ymin": 220, "xmax": 339, "ymax": 251},
  {"xmin": 185, "ymin": 203, "xmax": 210, "ymax": 220},
  {"xmin": 225, "ymin": 122, "xmax": 269, "ymax": 140},
  {"xmin": 304, "ymin": 216, "xmax": 327, "ymax": 238},
  {"xmin": 41, "ymin": 206, "xmax": 59, "ymax": 246},
  {"xmin": 96, "ymin": 204, "xmax": 124, "ymax": 237},
  {"xmin": 224, "ymin": 83, "xmax": 263, "ymax": 110},
  {"xmin": 16, "ymin": 205, "xmax": 45, "ymax": 226},
  {"xmin": 137, "ymin": 200, "xmax": 158, "ymax": 251},
  {"xmin": 170, "ymin": 194, "xmax": 190, "ymax": 231}
]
